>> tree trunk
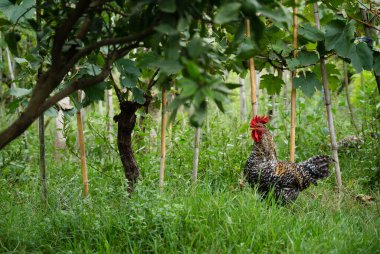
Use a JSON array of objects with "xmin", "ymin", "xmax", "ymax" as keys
[
  {"xmin": 314, "ymin": 3, "xmax": 342, "ymax": 192},
  {"xmin": 114, "ymin": 101, "xmax": 140, "ymax": 193},
  {"xmin": 290, "ymin": 0, "xmax": 298, "ymax": 162}
]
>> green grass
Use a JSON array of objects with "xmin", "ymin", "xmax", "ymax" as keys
[{"xmin": 0, "ymin": 86, "xmax": 379, "ymax": 253}]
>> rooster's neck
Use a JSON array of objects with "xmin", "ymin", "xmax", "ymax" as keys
[{"xmin": 252, "ymin": 130, "xmax": 277, "ymax": 163}]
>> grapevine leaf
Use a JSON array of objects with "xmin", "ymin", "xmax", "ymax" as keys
[
  {"xmin": 214, "ymin": 3, "xmax": 241, "ymax": 25},
  {"xmin": 293, "ymin": 71, "xmax": 322, "ymax": 97},
  {"xmin": 260, "ymin": 74, "xmax": 284, "ymax": 95}
]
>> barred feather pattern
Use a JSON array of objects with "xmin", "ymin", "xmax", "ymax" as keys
[{"xmin": 244, "ymin": 125, "xmax": 332, "ymax": 204}]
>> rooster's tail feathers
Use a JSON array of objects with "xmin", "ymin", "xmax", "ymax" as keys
[{"xmin": 300, "ymin": 155, "xmax": 332, "ymax": 181}]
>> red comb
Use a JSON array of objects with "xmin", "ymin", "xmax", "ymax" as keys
[
  {"xmin": 250, "ymin": 115, "xmax": 269, "ymax": 142},
  {"xmin": 250, "ymin": 115, "xmax": 269, "ymax": 128}
]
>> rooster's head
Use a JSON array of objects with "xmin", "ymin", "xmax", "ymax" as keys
[{"xmin": 250, "ymin": 115, "xmax": 269, "ymax": 142}]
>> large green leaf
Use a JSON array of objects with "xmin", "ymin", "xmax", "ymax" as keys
[
  {"xmin": 298, "ymin": 23, "xmax": 324, "ymax": 42},
  {"xmin": 260, "ymin": 74, "xmax": 284, "ymax": 95},
  {"xmin": 83, "ymin": 81, "xmax": 110, "ymax": 106},
  {"xmin": 10, "ymin": 87, "xmax": 31, "ymax": 97},
  {"xmin": 177, "ymin": 78, "xmax": 198, "ymax": 98},
  {"xmin": 297, "ymin": 50, "xmax": 319, "ymax": 67},
  {"xmin": 151, "ymin": 60, "xmax": 183, "ymax": 75},
  {"xmin": 116, "ymin": 59, "xmax": 141, "ymax": 88},
  {"xmin": 293, "ymin": 71, "xmax": 322, "ymax": 97},
  {"xmin": 348, "ymin": 42, "xmax": 373, "ymax": 72},
  {"xmin": 188, "ymin": 38, "xmax": 204, "ymax": 59},
  {"xmin": 0, "ymin": 0, "xmax": 34, "ymax": 23},
  {"xmin": 214, "ymin": 3, "xmax": 241, "ymax": 25},
  {"xmin": 159, "ymin": 0, "xmax": 176, "ymax": 13},
  {"xmin": 373, "ymin": 52, "xmax": 380, "ymax": 76},
  {"xmin": 132, "ymin": 87, "xmax": 146, "ymax": 104},
  {"xmin": 325, "ymin": 19, "xmax": 355, "ymax": 58},
  {"xmin": 154, "ymin": 24, "xmax": 178, "ymax": 35},
  {"xmin": 313, "ymin": 63, "xmax": 340, "ymax": 91}
]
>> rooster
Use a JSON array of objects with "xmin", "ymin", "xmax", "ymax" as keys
[{"xmin": 244, "ymin": 115, "xmax": 332, "ymax": 204}]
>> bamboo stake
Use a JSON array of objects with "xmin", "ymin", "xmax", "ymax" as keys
[
  {"xmin": 37, "ymin": 0, "xmax": 47, "ymax": 203},
  {"xmin": 192, "ymin": 127, "xmax": 201, "ymax": 183},
  {"xmin": 239, "ymin": 77, "xmax": 247, "ymax": 122},
  {"xmin": 76, "ymin": 91, "xmax": 89, "ymax": 197},
  {"xmin": 290, "ymin": 0, "xmax": 298, "ymax": 162},
  {"xmin": 343, "ymin": 62, "xmax": 359, "ymax": 134},
  {"xmin": 106, "ymin": 89, "xmax": 114, "ymax": 143},
  {"xmin": 246, "ymin": 18, "xmax": 258, "ymax": 116},
  {"xmin": 314, "ymin": 3, "xmax": 342, "ymax": 192},
  {"xmin": 159, "ymin": 88, "xmax": 167, "ymax": 192}
]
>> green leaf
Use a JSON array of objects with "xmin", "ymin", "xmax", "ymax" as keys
[
  {"xmin": 178, "ymin": 78, "xmax": 198, "ymax": 97},
  {"xmin": 214, "ymin": 3, "xmax": 242, "ymax": 25},
  {"xmin": 260, "ymin": 74, "xmax": 284, "ymax": 95},
  {"xmin": 348, "ymin": 42, "xmax": 373, "ymax": 72},
  {"xmin": 298, "ymin": 23, "xmax": 324, "ymax": 42},
  {"xmin": 159, "ymin": 0, "xmax": 176, "ymax": 13},
  {"xmin": 325, "ymin": 19, "xmax": 355, "ymax": 58},
  {"xmin": 116, "ymin": 59, "xmax": 141, "ymax": 88},
  {"xmin": 293, "ymin": 71, "xmax": 322, "ymax": 97},
  {"xmin": 190, "ymin": 102, "xmax": 207, "ymax": 127},
  {"xmin": 185, "ymin": 61, "xmax": 202, "ymax": 80},
  {"xmin": 132, "ymin": 87, "xmax": 146, "ymax": 104},
  {"xmin": 236, "ymin": 37, "xmax": 256, "ymax": 59},
  {"xmin": 224, "ymin": 83, "xmax": 242, "ymax": 89},
  {"xmin": 0, "ymin": 0, "xmax": 34, "ymax": 23},
  {"xmin": 83, "ymin": 81, "xmax": 109, "ymax": 105},
  {"xmin": 151, "ymin": 60, "xmax": 183, "ymax": 75},
  {"xmin": 154, "ymin": 24, "xmax": 178, "ymax": 35},
  {"xmin": 4, "ymin": 31, "xmax": 21, "ymax": 55},
  {"xmin": 297, "ymin": 50, "xmax": 319, "ymax": 67},
  {"xmin": 165, "ymin": 35, "xmax": 180, "ymax": 60},
  {"xmin": 373, "ymin": 52, "xmax": 380, "ymax": 76},
  {"xmin": 286, "ymin": 58, "xmax": 300, "ymax": 71},
  {"xmin": 10, "ymin": 87, "xmax": 31, "ymax": 97},
  {"xmin": 188, "ymin": 38, "xmax": 204, "ymax": 59}
]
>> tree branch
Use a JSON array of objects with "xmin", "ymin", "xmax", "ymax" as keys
[
  {"xmin": 64, "ymin": 28, "xmax": 154, "ymax": 73},
  {"xmin": 52, "ymin": 0, "xmax": 92, "ymax": 65}
]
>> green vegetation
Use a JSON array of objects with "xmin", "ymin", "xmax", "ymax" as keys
[
  {"xmin": 0, "ymin": 0, "xmax": 380, "ymax": 253},
  {"xmin": 1, "ymin": 78, "xmax": 379, "ymax": 252}
]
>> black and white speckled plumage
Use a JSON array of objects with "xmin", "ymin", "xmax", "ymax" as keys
[{"xmin": 244, "ymin": 124, "xmax": 332, "ymax": 204}]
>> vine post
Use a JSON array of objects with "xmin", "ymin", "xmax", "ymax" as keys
[
  {"xmin": 76, "ymin": 91, "xmax": 89, "ymax": 197},
  {"xmin": 290, "ymin": 0, "xmax": 298, "ymax": 162},
  {"xmin": 159, "ymin": 88, "xmax": 167, "ymax": 192},
  {"xmin": 192, "ymin": 127, "xmax": 201, "ymax": 183},
  {"xmin": 314, "ymin": 3, "xmax": 342, "ymax": 192},
  {"xmin": 246, "ymin": 18, "xmax": 258, "ymax": 116}
]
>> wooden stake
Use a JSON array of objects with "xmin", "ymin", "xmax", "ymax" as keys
[
  {"xmin": 246, "ymin": 18, "xmax": 258, "ymax": 116},
  {"xmin": 76, "ymin": 91, "xmax": 89, "ymax": 197},
  {"xmin": 36, "ymin": 0, "xmax": 47, "ymax": 203},
  {"xmin": 314, "ymin": 3, "xmax": 342, "ymax": 192},
  {"xmin": 159, "ymin": 88, "xmax": 167, "ymax": 192},
  {"xmin": 239, "ymin": 77, "xmax": 247, "ymax": 122},
  {"xmin": 290, "ymin": 0, "xmax": 298, "ymax": 162},
  {"xmin": 106, "ymin": 89, "xmax": 114, "ymax": 143},
  {"xmin": 192, "ymin": 127, "xmax": 201, "ymax": 183}
]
